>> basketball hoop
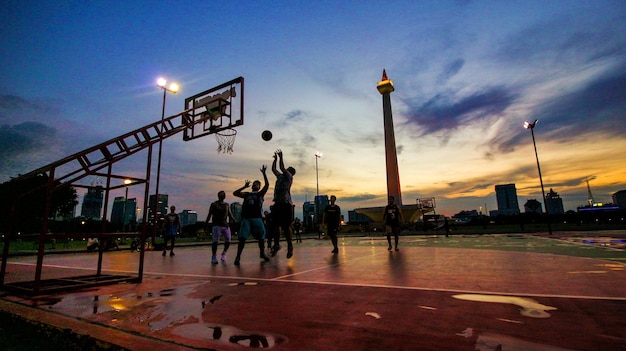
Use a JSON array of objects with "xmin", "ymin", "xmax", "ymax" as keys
[{"xmin": 215, "ymin": 128, "xmax": 237, "ymax": 154}]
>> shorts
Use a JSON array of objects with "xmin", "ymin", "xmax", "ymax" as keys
[
  {"xmin": 385, "ymin": 225, "xmax": 401, "ymax": 235},
  {"xmin": 272, "ymin": 203, "xmax": 294, "ymax": 228},
  {"xmin": 212, "ymin": 226, "xmax": 232, "ymax": 242},
  {"xmin": 326, "ymin": 225, "xmax": 339, "ymax": 237},
  {"xmin": 164, "ymin": 227, "xmax": 178, "ymax": 237},
  {"xmin": 239, "ymin": 218, "xmax": 266, "ymax": 240}
]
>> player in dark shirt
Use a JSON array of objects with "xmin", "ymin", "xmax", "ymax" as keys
[
  {"xmin": 232, "ymin": 165, "xmax": 270, "ymax": 266},
  {"xmin": 206, "ymin": 191, "xmax": 236, "ymax": 264},
  {"xmin": 163, "ymin": 205, "xmax": 181, "ymax": 256},
  {"xmin": 323, "ymin": 195, "xmax": 341, "ymax": 253},
  {"xmin": 382, "ymin": 196, "xmax": 404, "ymax": 251}
]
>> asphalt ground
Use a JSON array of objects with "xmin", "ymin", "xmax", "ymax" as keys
[{"xmin": 1, "ymin": 231, "xmax": 625, "ymax": 351}]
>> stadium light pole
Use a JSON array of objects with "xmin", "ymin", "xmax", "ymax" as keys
[
  {"xmin": 315, "ymin": 152, "xmax": 322, "ymax": 198},
  {"xmin": 524, "ymin": 119, "xmax": 552, "ymax": 235},
  {"xmin": 153, "ymin": 78, "xmax": 179, "ymax": 246},
  {"xmin": 315, "ymin": 151, "xmax": 322, "ymax": 236},
  {"xmin": 123, "ymin": 179, "xmax": 132, "ymax": 232}
]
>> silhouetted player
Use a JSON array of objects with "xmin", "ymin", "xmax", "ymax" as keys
[
  {"xmin": 270, "ymin": 150, "xmax": 296, "ymax": 258},
  {"xmin": 323, "ymin": 195, "xmax": 341, "ymax": 253},
  {"xmin": 233, "ymin": 165, "xmax": 271, "ymax": 265}
]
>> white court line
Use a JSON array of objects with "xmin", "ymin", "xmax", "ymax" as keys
[
  {"xmin": 270, "ymin": 250, "xmax": 388, "ymax": 280},
  {"xmin": 535, "ymin": 235, "xmax": 625, "ymax": 252},
  {"xmin": 6, "ymin": 261, "xmax": 626, "ymax": 302}
]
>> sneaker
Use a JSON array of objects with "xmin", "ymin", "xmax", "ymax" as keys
[
  {"xmin": 211, "ymin": 256, "xmax": 219, "ymax": 264},
  {"xmin": 332, "ymin": 248, "xmax": 338, "ymax": 254},
  {"xmin": 388, "ymin": 246, "xmax": 392, "ymax": 251},
  {"xmin": 234, "ymin": 258, "xmax": 240, "ymax": 266},
  {"xmin": 170, "ymin": 251, "xmax": 175, "ymax": 256},
  {"xmin": 395, "ymin": 248, "xmax": 399, "ymax": 252},
  {"xmin": 162, "ymin": 250, "xmax": 166, "ymax": 256},
  {"xmin": 287, "ymin": 248, "xmax": 293, "ymax": 259},
  {"xmin": 260, "ymin": 253, "xmax": 270, "ymax": 262},
  {"xmin": 270, "ymin": 245, "xmax": 281, "ymax": 257},
  {"xmin": 221, "ymin": 252, "xmax": 227, "ymax": 262}
]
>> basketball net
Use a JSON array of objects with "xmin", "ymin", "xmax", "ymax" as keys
[{"xmin": 215, "ymin": 128, "xmax": 237, "ymax": 154}]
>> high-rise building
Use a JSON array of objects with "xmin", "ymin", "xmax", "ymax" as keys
[
  {"xmin": 303, "ymin": 201, "xmax": 315, "ymax": 227},
  {"xmin": 81, "ymin": 185, "xmax": 103, "ymax": 219},
  {"xmin": 180, "ymin": 210, "xmax": 198, "ymax": 227},
  {"xmin": 545, "ymin": 188, "xmax": 565, "ymax": 214},
  {"xmin": 148, "ymin": 194, "xmax": 168, "ymax": 223},
  {"xmin": 125, "ymin": 198, "xmax": 137, "ymax": 225},
  {"xmin": 314, "ymin": 195, "xmax": 329, "ymax": 227},
  {"xmin": 111, "ymin": 197, "xmax": 136, "ymax": 227},
  {"xmin": 348, "ymin": 210, "xmax": 370, "ymax": 224},
  {"xmin": 524, "ymin": 199, "xmax": 543, "ymax": 214},
  {"xmin": 111, "ymin": 197, "xmax": 125, "ymax": 226},
  {"xmin": 493, "ymin": 184, "xmax": 520, "ymax": 216},
  {"xmin": 612, "ymin": 190, "xmax": 626, "ymax": 209}
]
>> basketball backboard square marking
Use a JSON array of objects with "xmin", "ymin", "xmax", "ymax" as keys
[{"xmin": 183, "ymin": 76, "xmax": 244, "ymax": 141}]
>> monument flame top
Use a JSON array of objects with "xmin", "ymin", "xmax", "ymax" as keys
[{"xmin": 377, "ymin": 69, "xmax": 395, "ymax": 94}]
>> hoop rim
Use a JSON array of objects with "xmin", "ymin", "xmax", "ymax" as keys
[
  {"xmin": 215, "ymin": 128, "xmax": 237, "ymax": 136},
  {"xmin": 215, "ymin": 127, "xmax": 237, "ymax": 154}
]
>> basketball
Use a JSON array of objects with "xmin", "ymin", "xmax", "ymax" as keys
[{"xmin": 262, "ymin": 130, "xmax": 273, "ymax": 141}]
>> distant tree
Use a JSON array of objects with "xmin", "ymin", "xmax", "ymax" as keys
[
  {"xmin": 0, "ymin": 174, "xmax": 78, "ymax": 234},
  {"xmin": 51, "ymin": 185, "xmax": 78, "ymax": 218}
]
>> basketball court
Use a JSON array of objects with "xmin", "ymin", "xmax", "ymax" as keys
[
  {"xmin": 2, "ymin": 77, "xmax": 625, "ymax": 350},
  {"xmin": 1, "ymin": 233, "xmax": 625, "ymax": 350}
]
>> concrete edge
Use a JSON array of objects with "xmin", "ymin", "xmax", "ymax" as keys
[{"xmin": 0, "ymin": 298, "xmax": 203, "ymax": 351}]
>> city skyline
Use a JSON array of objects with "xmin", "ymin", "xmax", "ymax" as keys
[
  {"xmin": 77, "ymin": 182, "xmax": 614, "ymax": 225},
  {"xmin": 2, "ymin": 1, "xmax": 625, "ymax": 221}
]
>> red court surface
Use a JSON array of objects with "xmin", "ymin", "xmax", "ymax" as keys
[{"xmin": 1, "ymin": 234, "xmax": 625, "ymax": 351}]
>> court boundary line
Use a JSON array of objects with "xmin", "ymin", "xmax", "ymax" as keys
[{"xmin": 6, "ymin": 261, "xmax": 626, "ymax": 302}]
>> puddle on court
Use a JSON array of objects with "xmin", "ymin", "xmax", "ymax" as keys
[
  {"xmin": 39, "ymin": 287, "xmax": 180, "ymax": 317},
  {"xmin": 475, "ymin": 331, "xmax": 576, "ymax": 351},
  {"xmin": 566, "ymin": 237, "xmax": 626, "ymax": 249},
  {"xmin": 172, "ymin": 323, "xmax": 287, "ymax": 348},
  {"xmin": 452, "ymin": 294, "xmax": 556, "ymax": 318},
  {"xmin": 596, "ymin": 263, "xmax": 625, "ymax": 271},
  {"xmin": 43, "ymin": 280, "xmax": 287, "ymax": 348}
]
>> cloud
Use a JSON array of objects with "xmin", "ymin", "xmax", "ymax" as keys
[
  {"xmin": 437, "ymin": 58, "xmax": 465, "ymax": 83},
  {"xmin": 495, "ymin": 12, "xmax": 626, "ymax": 68},
  {"xmin": 0, "ymin": 93, "xmax": 108, "ymax": 182},
  {"xmin": 284, "ymin": 109, "xmax": 307, "ymax": 123},
  {"xmin": 0, "ymin": 94, "xmax": 39, "ymax": 111},
  {"xmin": 538, "ymin": 64, "xmax": 626, "ymax": 139},
  {"xmin": 0, "ymin": 122, "xmax": 56, "ymax": 154},
  {"xmin": 489, "ymin": 62, "xmax": 626, "ymax": 155},
  {"xmin": 401, "ymin": 86, "xmax": 518, "ymax": 135},
  {"xmin": 340, "ymin": 193, "xmax": 379, "ymax": 203},
  {"xmin": 0, "ymin": 122, "xmax": 60, "ymax": 181},
  {"xmin": 0, "ymin": 94, "xmax": 67, "ymax": 181},
  {"xmin": 0, "ymin": 94, "xmax": 58, "ymax": 125}
]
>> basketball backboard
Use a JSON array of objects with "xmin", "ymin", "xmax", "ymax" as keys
[
  {"xmin": 183, "ymin": 76, "xmax": 244, "ymax": 141},
  {"xmin": 417, "ymin": 197, "xmax": 436, "ymax": 210}
]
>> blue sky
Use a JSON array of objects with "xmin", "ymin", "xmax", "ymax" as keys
[{"xmin": 2, "ymin": 1, "xmax": 625, "ymax": 221}]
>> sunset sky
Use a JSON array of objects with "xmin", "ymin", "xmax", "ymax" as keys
[{"xmin": 2, "ymin": 1, "xmax": 625, "ymax": 221}]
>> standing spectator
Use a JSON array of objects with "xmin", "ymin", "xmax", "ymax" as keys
[
  {"xmin": 293, "ymin": 218, "xmax": 303, "ymax": 243},
  {"xmin": 206, "ymin": 191, "xmax": 236, "ymax": 264},
  {"xmin": 270, "ymin": 149, "xmax": 296, "ymax": 259},
  {"xmin": 322, "ymin": 195, "xmax": 341, "ymax": 253},
  {"xmin": 163, "ymin": 205, "xmax": 181, "ymax": 256},
  {"xmin": 382, "ymin": 196, "xmax": 404, "ymax": 251},
  {"xmin": 264, "ymin": 207, "xmax": 275, "ymax": 251},
  {"xmin": 233, "ymin": 165, "xmax": 271, "ymax": 266}
]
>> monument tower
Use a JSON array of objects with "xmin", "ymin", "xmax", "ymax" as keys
[
  {"xmin": 377, "ymin": 69, "xmax": 402, "ymax": 205},
  {"xmin": 353, "ymin": 70, "xmax": 422, "ymax": 222}
]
